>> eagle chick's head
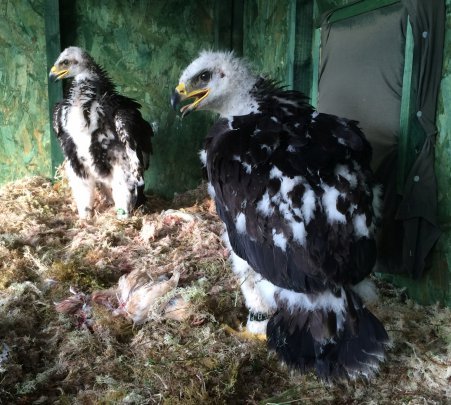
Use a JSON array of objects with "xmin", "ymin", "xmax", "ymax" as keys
[
  {"xmin": 171, "ymin": 51, "xmax": 259, "ymax": 118},
  {"xmin": 49, "ymin": 46, "xmax": 94, "ymax": 81}
]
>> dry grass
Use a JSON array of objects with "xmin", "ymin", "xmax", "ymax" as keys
[{"xmin": 0, "ymin": 174, "xmax": 449, "ymax": 404}]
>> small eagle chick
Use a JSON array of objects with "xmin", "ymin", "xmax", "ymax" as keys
[
  {"xmin": 50, "ymin": 46, "xmax": 153, "ymax": 219},
  {"xmin": 172, "ymin": 51, "xmax": 389, "ymax": 382}
]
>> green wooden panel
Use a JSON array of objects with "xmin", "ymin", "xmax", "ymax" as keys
[
  {"xmin": 293, "ymin": 0, "xmax": 314, "ymax": 95},
  {"xmin": 214, "ymin": 0, "xmax": 243, "ymax": 54},
  {"xmin": 0, "ymin": 0, "xmax": 52, "ymax": 184},
  {"xmin": 44, "ymin": 0, "xmax": 64, "ymax": 177},
  {"xmin": 315, "ymin": 0, "xmax": 358, "ymax": 19},
  {"xmin": 286, "ymin": 0, "xmax": 297, "ymax": 88},
  {"xmin": 243, "ymin": 0, "xmax": 293, "ymax": 84},
  {"xmin": 325, "ymin": 0, "xmax": 400, "ymax": 24},
  {"xmin": 58, "ymin": 0, "xmax": 220, "ymax": 198},
  {"xmin": 310, "ymin": 27, "xmax": 321, "ymax": 107},
  {"xmin": 243, "ymin": 0, "xmax": 315, "ymax": 95}
]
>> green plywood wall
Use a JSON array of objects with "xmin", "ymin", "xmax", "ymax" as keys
[
  {"xmin": 243, "ymin": 1, "xmax": 294, "ymax": 84},
  {"xmin": 0, "ymin": 0, "xmax": 52, "ymax": 182},
  {"xmin": 242, "ymin": 1, "xmax": 315, "ymax": 96}
]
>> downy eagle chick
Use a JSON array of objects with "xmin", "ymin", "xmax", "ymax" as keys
[
  {"xmin": 50, "ymin": 46, "xmax": 153, "ymax": 219},
  {"xmin": 171, "ymin": 51, "xmax": 389, "ymax": 381}
]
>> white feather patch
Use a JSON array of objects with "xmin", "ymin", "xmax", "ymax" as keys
[
  {"xmin": 278, "ymin": 288, "xmax": 346, "ymax": 316},
  {"xmin": 372, "ymin": 184, "xmax": 383, "ymax": 220},
  {"xmin": 207, "ymin": 182, "xmax": 216, "ymax": 198},
  {"xmin": 269, "ymin": 166, "xmax": 283, "ymax": 179},
  {"xmin": 278, "ymin": 201, "xmax": 292, "ymax": 221},
  {"xmin": 65, "ymin": 106, "xmax": 92, "ymax": 161},
  {"xmin": 256, "ymin": 192, "xmax": 274, "ymax": 217},
  {"xmin": 272, "ymin": 229, "xmax": 287, "ymax": 251},
  {"xmin": 279, "ymin": 176, "xmax": 300, "ymax": 197},
  {"xmin": 335, "ymin": 164, "xmax": 358, "ymax": 188},
  {"xmin": 291, "ymin": 221, "xmax": 306, "ymax": 246},
  {"xmin": 235, "ymin": 212, "xmax": 247, "ymax": 234},
  {"xmin": 199, "ymin": 149, "xmax": 207, "ymax": 167},
  {"xmin": 353, "ymin": 213, "xmax": 369, "ymax": 237},
  {"xmin": 322, "ymin": 186, "xmax": 346, "ymax": 223},
  {"xmin": 301, "ymin": 188, "xmax": 316, "ymax": 224}
]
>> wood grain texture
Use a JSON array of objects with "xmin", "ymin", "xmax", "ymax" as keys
[{"xmin": 0, "ymin": 0, "xmax": 51, "ymax": 183}]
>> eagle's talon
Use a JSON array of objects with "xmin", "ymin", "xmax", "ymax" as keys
[{"xmin": 221, "ymin": 324, "xmax": 267, "ymax": 341}]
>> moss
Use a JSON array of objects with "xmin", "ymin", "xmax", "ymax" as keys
[
  {"xmin": 0, "ymin": 176, "xmax": 449, "ymax": 403},
  {"xmin": 49, "ymin": 260, "xmax": 111, "ymax": 290},
  {"xmin": 0, "ymin": 249, "xmax": 38, "ymax": 289}
]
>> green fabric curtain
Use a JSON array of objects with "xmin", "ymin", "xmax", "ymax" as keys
[
  {"xmin": 316, "ymin": 0, "xmax": 445, "ymax": 278},
  {"xmin": 394, "ymin": 0, "xmax": 445, "ymax": 278}
]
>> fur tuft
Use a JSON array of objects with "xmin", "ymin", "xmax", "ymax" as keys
[{"xmin": 267, "ymin": 288, "xmax": 389, "ymax": 381}]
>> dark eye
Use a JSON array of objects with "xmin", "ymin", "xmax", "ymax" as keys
[
  {"xmin": 61, "ymin": 59, "xmax": 69, "ymax": 66},
  {"xmin": 199, "ymin": 70, "xmax": 211, "ymax": 82}
]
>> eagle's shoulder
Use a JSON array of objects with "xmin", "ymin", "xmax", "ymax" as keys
[
  {"xmin": 108, "ymin": 93, "xmax": 143, "ymax": 111},
  {"xmin": 253, "ymin": 82, "xmax": 372, "ymax": 171}
]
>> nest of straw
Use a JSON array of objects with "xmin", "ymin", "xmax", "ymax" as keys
[{"xmin": 0, "ymin": 174, "xmax": 449, "ymax": 404}]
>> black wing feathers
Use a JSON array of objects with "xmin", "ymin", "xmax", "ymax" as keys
[
  {"xmin": 206, "ymin": 82, "xmax": 377, "ymax": 293},
  {"xmin": 106, "ymin": 94, "xmax": 154, "ymax": 169}
]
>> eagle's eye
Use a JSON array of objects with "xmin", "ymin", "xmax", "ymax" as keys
[
  {"xmin": 198, "ymin": 70, "xmax": 212, "ymax": 82},
  {"xmin": 61, "ymin": 59, "xmax": 69, "ymax": 66}
]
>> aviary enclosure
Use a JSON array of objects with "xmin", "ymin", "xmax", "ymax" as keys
[{"xmin": 0, "ymin": 0, "xmax": 449, "ymax": 403}]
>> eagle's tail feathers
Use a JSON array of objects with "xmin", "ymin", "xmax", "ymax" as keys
[{"xmin": 267, "ymin": 288, "xmax": 389, "ymax": 381}]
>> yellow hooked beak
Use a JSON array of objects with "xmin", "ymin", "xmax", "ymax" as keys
[
  {"xmin": 171, "ymin": 82, "xmax": 210, "ymax": 117},
  {"xmin": 49, "ymin": 65, "xmax": 69, "ymax": 81}
]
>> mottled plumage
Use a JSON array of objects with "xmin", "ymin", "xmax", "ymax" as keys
[
  {"xmin": 50, "ymin": 47, "xmax": 153, "ymax": 219},
  {"xmin": 172, "ymin": 51, "xmax": 389, "ymax": 381}
]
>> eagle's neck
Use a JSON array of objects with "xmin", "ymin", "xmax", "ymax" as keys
[
  {"xmin": 215, "ymin": 76, "xmax": 260, "ymax": 119},
  {"xmin": 217, "ymin": 78, "xmax": 313, "ymax": 120},
  {"xmin": 69, "ymin": 65, "xmax": 115, "ymax": 103},
  {"xmin": 218, "ymin": 92, "xmax": 259, "ymax": 119}
]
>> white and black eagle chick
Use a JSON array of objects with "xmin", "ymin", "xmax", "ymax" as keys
[
  {"xmin": 50, "ymin": 47, "xmax": 153, "ymax": 219},
  {"xmin": 171, "ymin": 51, "xmax": 389, "ymax": 381}
]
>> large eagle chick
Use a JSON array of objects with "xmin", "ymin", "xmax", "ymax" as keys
[
  {"xmin": 50, "ymin": 47, "xmax": 153, "ymax": 219},
  {"xmin": 171, "ymin": 51, "xmax": 389, "ymax": 381}
]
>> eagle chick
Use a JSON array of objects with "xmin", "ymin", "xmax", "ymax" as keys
[
  {"xmin": 50, "ymin": 47, "xmax": 153, "ymax": 219},
  {"xmin": 171, "ymin": 51, "xmax": 389, "ymax": 381}
]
